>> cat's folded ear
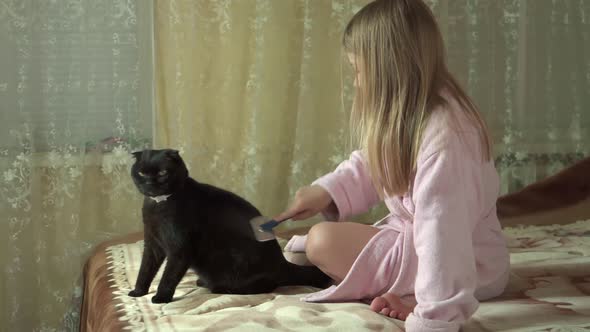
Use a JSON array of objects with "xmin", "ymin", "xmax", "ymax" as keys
[
  {"xmin": 131, "ymin": 151, "xmax": 144, "ymax": 160},
  {"xmin": 165, "ymin": 149, "xmax": 181, "ymax": 160}
]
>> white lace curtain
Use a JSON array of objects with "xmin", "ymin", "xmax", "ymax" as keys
[
  {"xmin": 0, "ymin": 0, "xmax": 153, "ymax": 330},
  {"xmin": 0, "ymin": 1, "xmax": 588, "ymax": 331}
]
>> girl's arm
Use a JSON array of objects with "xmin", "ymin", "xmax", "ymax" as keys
[
  {"xmin": 405, "ymin": 142, "xmax": 481, "ymax": 332},
  {"xmin": 312, "ymin": 150, "xmax": 382, "ymax": 221}
]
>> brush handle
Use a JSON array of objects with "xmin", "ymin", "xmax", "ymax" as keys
[{"xmin": 259, "ymin": 219, "xmax": 280, "ymax": 232}]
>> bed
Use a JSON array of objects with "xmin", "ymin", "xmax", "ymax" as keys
[{"xmin": 80, "ymin": 158, "xmax": 590, "ymax": 332}]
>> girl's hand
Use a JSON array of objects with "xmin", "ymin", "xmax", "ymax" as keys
[{"xmin": 274, "ymin": 185, "xmax": 334, "ymax": 221}]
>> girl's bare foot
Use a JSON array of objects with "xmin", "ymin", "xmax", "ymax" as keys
[{"xmin": 370, "ymin": 292, "xmax": 415, "ymax": 320}]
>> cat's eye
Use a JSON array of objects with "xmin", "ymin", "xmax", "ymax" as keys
[
  {"xmin": 158, "ymin": 170, "xmax": 168, "ymax": 176},
  {"xmin": 138, "ymin": 171, "xmax": 147, "ymax": 177}
]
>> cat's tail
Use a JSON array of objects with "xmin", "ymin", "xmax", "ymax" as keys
[{"xmin": 278, "ymin": 262, "xmax": 332, "ymax": 289}]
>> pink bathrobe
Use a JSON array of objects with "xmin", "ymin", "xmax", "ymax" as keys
[{"xmin": 287, "ymin": 98, "xmax": 510, "ymax": 332}]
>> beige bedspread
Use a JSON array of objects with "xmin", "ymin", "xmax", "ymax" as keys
[{"xmin": 105, "ymin": 220, "xmax": 590, "ymax": 331}]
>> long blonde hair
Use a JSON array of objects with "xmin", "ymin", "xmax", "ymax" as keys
[{"xmin": 343, "ymin": 0, "xmax": 492, "ymax": 196}]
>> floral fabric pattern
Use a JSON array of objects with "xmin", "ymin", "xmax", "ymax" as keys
[{"xmin": 105, "ymin": 220, "xmax": 590, "ymax": 331}]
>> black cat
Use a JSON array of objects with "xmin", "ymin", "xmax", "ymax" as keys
[{"xmin": 128, "ymin": 149, "xmax": 331, "ymax": 303}]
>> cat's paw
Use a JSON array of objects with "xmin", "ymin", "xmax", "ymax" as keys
[
  {"xmin": 128, "ymin": 289, "xmax": 148, "ymax": 297},
  {"xmin": 151, "ymin": 293, "xmax": 173, "ymax": 304}
]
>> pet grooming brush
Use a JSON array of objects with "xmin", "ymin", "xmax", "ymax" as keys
[{"xmin": 249, "ymin": 216, "xmax": 286, "ymax": 242}]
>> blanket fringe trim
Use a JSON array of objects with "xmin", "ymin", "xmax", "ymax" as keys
[
  {"xmin": 503, "ymin": 219, "xmax": 590, "ymax": 237},
  {"xmin": 106, "ymin": 243, "xmax": 147, "ymax": 331}
]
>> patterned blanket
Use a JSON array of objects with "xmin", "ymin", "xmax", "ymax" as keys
[{"xmin": 107, "ymin": 220, "xmax": 590, "ymax": 331}]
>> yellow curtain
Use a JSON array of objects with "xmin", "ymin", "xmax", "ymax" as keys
[
  {"xmin": 154, "ymin": 0, "xmax": 383, "ymax": 227},
  {"xmin": 155, "ymin": 0, "xmax": 590, "ymax": 216}
]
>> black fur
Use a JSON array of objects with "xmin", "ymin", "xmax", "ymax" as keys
[{"xmin": 128, "ymin": 149, "xmax": 331, "ymax": 303}]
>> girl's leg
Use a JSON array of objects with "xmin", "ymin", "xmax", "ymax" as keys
[
  {"xmin": 286, "ymin": 221, "xmax": 414, "ymax": 320},
  {"xmin": 304, "ymin": 221, "xmax": 379, "ymax": 283}
]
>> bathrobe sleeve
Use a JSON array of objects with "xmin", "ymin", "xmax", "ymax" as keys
[
  {"xmin": 312, "ymin": 150, "xmax": 382, "ymax": 221},
  {"xmin": 405, "ymin": 138, "xmax": 481, "ymax": 332}
]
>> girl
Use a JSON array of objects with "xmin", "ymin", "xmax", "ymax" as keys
[{"xmin": 275, "ymin": 0, "xmax": 510, "ymax": 331}]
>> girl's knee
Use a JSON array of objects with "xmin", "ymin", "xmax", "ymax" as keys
[{"xmin": 305, "ymin": 222, "xmax": 334, "ymax": 266}]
